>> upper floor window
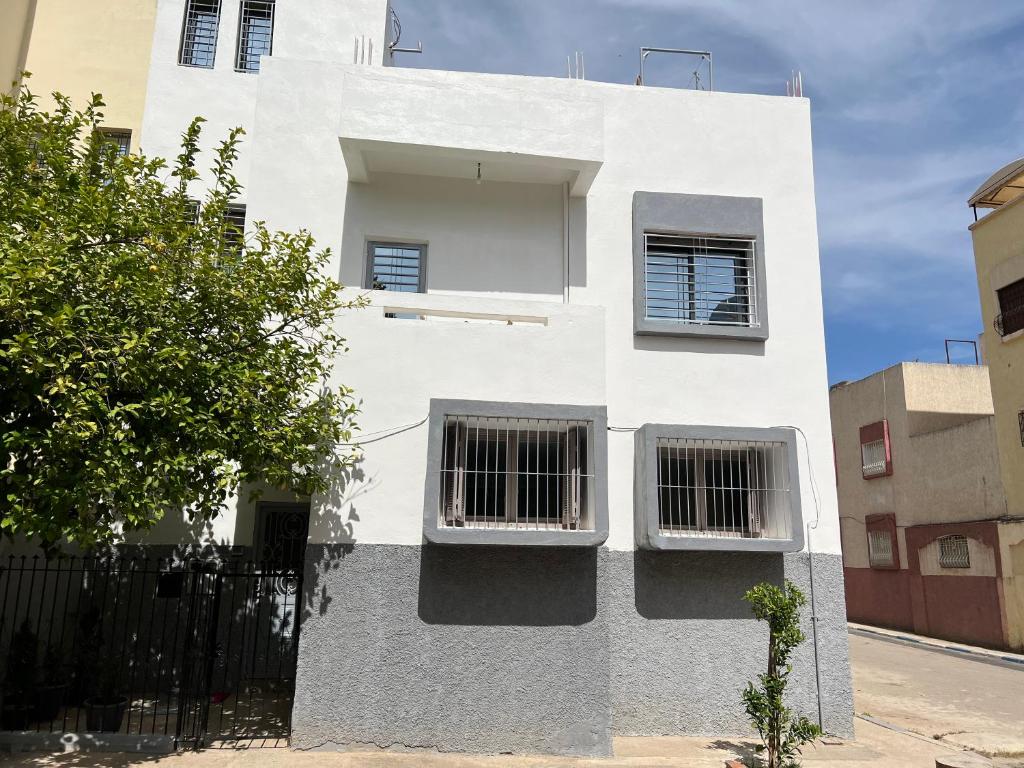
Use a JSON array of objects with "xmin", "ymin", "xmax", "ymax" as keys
[
  {"xmin": 938, "ymin": 534, "xmax": 970, "ymax": 569},
  {"xmin": 995, "ymin": 277, "xmax": 1024, "ymax": 337},
  {"xmin": 860, "ymin": 420, "xmax": 892, "ymax": 479},
  {"xmin": 644, "ymin": 233, "xmax": 757, "ymax": 329},
  {"xmin": 98, "ymin": 129, "xmax": 131, "ymax": 157},
  {"xmin": 222, "ymin": 203, "xmax": 246, "ymax": 254},
  {"xmin": 366, "ymin": 242, "xmax": 426, "ymax": 292},
  {"xmin": 235, "ymin": 0, "xmax": 275, "ymax": 73},
  {"xmin": 179, "ymin": 0, "xmax": 222, "ymax": 68}
]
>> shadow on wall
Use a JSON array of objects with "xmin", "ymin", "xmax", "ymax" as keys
[
  {"xmin": 632, "ymin": 334, "xmax": 766, "ymax": 356},
  {"xmin": 633, "ymin": 550, "xmax": 784, "ymax": 620},
  {"xmin": 418, "ymin": 545, "xmax": 598, "ymax": 626}
]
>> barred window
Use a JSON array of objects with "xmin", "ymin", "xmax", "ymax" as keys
[
  {"xmin": 938, "ymin": 535, "xmax": 970, "ymax": 569},
  {"xmin": 439, "ymin": 416, "xmax": 594, "ymax": 531},
  {"xmin": 996, "ymin": 277, "xmax": 1024, "ymax": 337},
  {"xmin": 644, "ymin": 233, "xmax": 757, "ymax": 328},
  {"xmin": 366, "ymin": 242, "xmax": 425, "ymax": 292},
  {"xmin": 861, "ymin": 440, "xmax": 887, "ymax": 477},
  {"xmin": 223, "ymin": 203, "xmax": 246, "ymax": 253},
  {"xmin": 179, "ymin": 0, "xmax": 222, "ymax": 68},
  {"xmin": 235, "ymin": 0, "xmax": 275, "ymax": 73},
  {"xmin": 655, "ymin": 437, "xmax": 791, "ymax": 540},
  {"xmin": 867, "ymin": 529, "xmax": 895, "ymax": 568},
  {"xmin": 98, "ymin": 129, "xmax": 131, "ymax": 156}
]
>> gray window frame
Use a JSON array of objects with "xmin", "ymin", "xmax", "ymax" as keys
[
  {"xmin": 634, "ymin": 424, "xmax": 803, "ymax": 552},
  {"xmin": 423, "ymin": 399, "xmax": 609, "ymax": 547},
  {"xmin": 234, "ymin": 0, "xmax": 275, "ymax": 73},
  {"xmin": 633, "ymin": 191, "xmax": 769, "ymax": 341},
  {"xmin": 365, "ymin": 241, "xmax": 428, "ymax": 292}
]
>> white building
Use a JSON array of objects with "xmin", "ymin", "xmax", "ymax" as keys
[{"xmin": 130, "ymin": 0, "xmax": 851, "ymax": 755}]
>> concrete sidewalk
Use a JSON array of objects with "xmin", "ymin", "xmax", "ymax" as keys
[
  {"xmin": 0, "ymin": 719, "xmax": 993, "ymax": 768},
  {"xmin": 848, "ymin": 623, "xmax": 1024, "ymax": 670}
]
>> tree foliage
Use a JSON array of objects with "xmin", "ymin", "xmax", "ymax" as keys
[
  {"xmin": 0, "ymin": 84, "xmax": 362, "ymax": 548},
  {"xmin": 742, "ymin": 580, "xmax": 822, "ymax": 768}
]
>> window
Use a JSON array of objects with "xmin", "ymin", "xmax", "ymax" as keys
[
  {"xmin": 938, "ymin": 534, "xmax": 970, "ymax": 569},
  {"xmin": 366, "ymin": 242, "xmax": 426, "ymax": 292},
  {"xmin": 98, "ymin": 129, "xmax": 131, "ymax": 156},
  {"xmin": 859, "ymin": 420, "xmax": 892, "ymax": 479},
  {"xmin": 867, "ymin": 530, "xmax": 894, "ymax": 567},
  {"xmin": 179, "ymin": 0, "xmax": 222, "ymax": 68},
  {"xmin": 636, "ymin": 425, "xmax": 803, "ymax": 552},
  {"xmin": 643, "ymin": 233, "xmax": 757, "ymax": 328},
  {"xmin": 235, "ymin": 0, "xmax": 275, "ymax": 73},
  {"xmin": 996, "ymin": 277, "xmax": 1024, "ymax": 337},
  {"xmin": 632, "ymin": 192, "xmax": 768, "ymax": 341},
  {"xmin": 223, "ymin": 203, "xmax": 246, "ymax": 253},
  {"xmin": 423, "ymin": 400, "xmax": 609, "ymax": 547},
  {"xmin": 440, "ymin": 416, "xmax": 591, "ymax": 531}
]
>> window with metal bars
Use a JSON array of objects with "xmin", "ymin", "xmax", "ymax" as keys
[
  {"xmin": 867, "ymin": 529, "xmax": 895, "ymax": 568},
  {"xmin": 938, "ymin": 534, "xmax": 970, "ymax": 569},
  {"xmin": 179, "ymin": 0, "xmax": 222, "ymax": 68},
  {"xmin": 995, "ymin": 277, "xmax": 1024, "ymax": 337},
  {"xmin": 222, "ymin": 204, "xmax": 246, "ymax": 253},
  {"xmin": 655, "ymin": 437, "xmax": 790, "ymax": 540},
  {"xmin": 861, "ymin": 440, "xmax": 887, "ymax": 477},
  {"xmin": 439, "ymin": 416, "xmax": 593, "ymax": 532},
  {"xmin": 235, "ymin": 0, "xmax": 275, "ymax": 73},
  {"xmin": 643, "ymin": 233, "xmax": 757, "ymax": 328},
  {"xmin": 366, "ymin": 242, "xmax": 426, "ymax": 292},
  {"xmin": 98, "ymin": 129, "xmax": 131, "ymax": 156}
]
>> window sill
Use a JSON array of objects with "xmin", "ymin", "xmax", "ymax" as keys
[
  {"xmin": 1000, "ymin": 327, "xmax": 1024, "ymax": 344},
  {"xmin": 640, "ymin": 532, "xmax": 804, "ymax": 553},
  {"xmin": 635, "ymin": 318, "xmax": 768, "ymax": 341},
  {"xmin": 425, "ymin": 527, "xmax": 607, "ymax": 548}
]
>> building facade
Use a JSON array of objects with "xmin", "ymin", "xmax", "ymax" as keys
[
  {"xmin": 2, "ymin": 0, "xmax": 853, "ymax": 755},
  {"xmin": 831, "ymin": 362, "xmax": 1024, "ymax": 651}
]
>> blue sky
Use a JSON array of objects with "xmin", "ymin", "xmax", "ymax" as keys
[{"xmin": 395, "ymin": 0, "xmax": 1024, "ymax": 384}]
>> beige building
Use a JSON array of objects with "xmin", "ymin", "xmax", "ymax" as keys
[
  {"xmin": 831, "ymin": 362, "xmax": 1024, "ymax": 650},
  {"xmin": 1, "ymin": 0, "xmax": 157, "ymax": 152}
]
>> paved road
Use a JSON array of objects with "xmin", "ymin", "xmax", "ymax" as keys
[{"xmin": 850, "ymin": 631, "xmax": 1024, "ymax": 764}]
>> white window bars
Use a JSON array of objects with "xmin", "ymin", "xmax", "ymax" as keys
[
  {"xmin": 861, "ymin": 439, "xmax": 887, "ymax": 477},
  {"xmin": 644, "ymin": 233, "xmax": 758, "ymax": 328},
  {"xmin": 938, "ymin": 534, "xmax": 970, "ymax": 569},
  {"xmin": 179, "ymin": 0, "xmax": 222, "ymax": 68},
  {"xmin": 867, "ymin": 529, "xmax": 895, "ymax": 567},
  {"xmin": 235, "ymin": 0, "xmax": 275, "ymax": 73},
  {"xmin": 655, "ymin": 437, "xmax": 791, "ymax": 540},
  {"xmin": 439, "ymin": 416, "xmax": 594, "ymax": 531}
]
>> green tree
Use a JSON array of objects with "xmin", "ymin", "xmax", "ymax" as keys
[
  {"xmin": 0, "ymin": 84, "xmax": 363, "ymax": 549},
  {"xmin": 741, "ymin": 580, "xmax": 822, "ymax": 768}
]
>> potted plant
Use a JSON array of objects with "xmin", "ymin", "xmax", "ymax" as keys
[
  {"xmin": 84, "ymin": 664, "xmax": 128, "ymax": 733},
  {"xmin": 33, "ymin": 645, "xmax": 68, "ymax": 723},
  {"xmin": 2, "ymin": 619, "xmax": 38, "ymax": 730}
]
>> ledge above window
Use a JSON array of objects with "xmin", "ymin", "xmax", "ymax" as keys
[
  {"xmin": 634, "ymin": 424, "xmax": 803, "ymax": 552},
  {"xmin": 633, "ymin": 191, "xmax": 769, "ymax": 341},
  {"xmin": 422, "ymin": 399, "xmax": 609, "ymax": 547}
]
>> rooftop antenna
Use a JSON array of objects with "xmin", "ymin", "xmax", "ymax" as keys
[
  {"xmin": 638, "ymin": 47, "xmax": 712, "ymax": 90},
  {"xmin": 786, "ymin": 70, "xmax": 804, "ymax": 97},
  {"xmin": 388, "ymin": 7, "xmax": 422, "ymax": 55},
  {"xmin": 567, "ymin": 51, "xmax": 585, "ymax": 79}
]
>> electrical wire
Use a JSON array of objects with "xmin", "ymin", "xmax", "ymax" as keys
[{"xmin": 338, "ymin": 416, "xmax": 428, "ymax": 446}]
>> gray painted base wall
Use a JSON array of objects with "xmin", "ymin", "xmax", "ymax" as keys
[{"xmin": 291, "ymin": 545, "xmax": 852, "ymax": 756}]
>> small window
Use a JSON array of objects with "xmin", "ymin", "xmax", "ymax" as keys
[
  {"xmin": 366, "ymin": 242, "xmax": 426, "ymax": 292},
  {"xmin": 859, "ymin": 420, "xmax": 892, "ymax": 479},
  {"xmin": 861, "ymin": 440, "xmax": 887, "ymax": 477},
  {"xmin": 98, "ymin": 129, "xmax": 131, "ymax": 157},
  {"xmin": 235, "ymin": 0, "xmax": 275, "ymax": 73},
  {"xmin": 223, "ymin": 203, "xmax": 246, "ymax": 253},
  {"xmin": 439, "ymin": 416, "xmax": 592, "ymax": 532},
  {"xmin": 867, "ymin": 529, "xmax": 894, "ymax": 568},
  {"xmin": 179, "ymin": 0, "xmax": 223, "ymax": 68},
  {"xmin": 996, "ymin": 277, "xmax": 1024, "ymax": 337},
  {"xmin": 644, "ymin": 233, "xmax": 757, "ymax": 328},
  {"xmin": 938, "ymin": 535, "xmax": 970, "ymax": 569}
]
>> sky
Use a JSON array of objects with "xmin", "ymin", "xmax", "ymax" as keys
[{"xmin": 393, "ymin": 0, "xmax": 1024, "ymax": 384}]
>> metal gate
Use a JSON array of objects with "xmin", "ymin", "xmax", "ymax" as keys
[{"xmin": 0, "ymin": 555, "xmax": 304, "ymax": 748}]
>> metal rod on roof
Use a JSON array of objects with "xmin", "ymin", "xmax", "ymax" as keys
[{"xmin": 638, "ymin": 47, "xmax": 713, "ymax": 90}]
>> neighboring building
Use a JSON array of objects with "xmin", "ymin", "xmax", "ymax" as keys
[
  {"xmin": 0, "ymin": 0, "xmax": 157, "ymax": 153},
  {"xmin": 832, "ymin": 362, "xmax": 1024, "ymax": 651},
  {"xmin": 0, "ymin": 0, "xmax": 853, "ymax": 755}
]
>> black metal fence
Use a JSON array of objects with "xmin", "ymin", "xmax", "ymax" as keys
[{"xmin": 0, "ymin": 555, "xmax": 302, "ymax": 748}]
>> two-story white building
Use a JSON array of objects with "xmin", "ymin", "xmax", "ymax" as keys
[{"xmin": 128, "ymin": 0, "xmax": 852, "ymax": 755}]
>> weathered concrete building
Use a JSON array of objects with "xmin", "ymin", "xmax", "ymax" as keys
[{"xmin": 831, "ymin": 362, "xmax": 1024, "ymax": 650}]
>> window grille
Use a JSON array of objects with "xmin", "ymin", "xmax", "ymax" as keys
[
  {"xmin": 655, "ymin": 437, "xmax": 790, "ymax": 540},
  {"xmin": 644, "ymin": 232, "xmax": 757, "ymax": 328},
  {"xmin": 938, "ymin": 534, "xmax": 970, "ymax": 569},
  {"xmin": 99, "ymin": 129, "xmax": 131, "ymax": 156},
  {"xmin": 867, "ymin": 529, "xmax": 894, "ymax": 567},
  {"xmin": 1019, "ymin": 410, "xmax": 1024, "ymax": 448},
  {"xmin": 235, "ymin": 0, "xmax": 275, "ymax": 73},
  {"xmin": 861, "ymin": 439, "xmax": 887, "ymax": 477},
  {"xmin": 438, "ymin": 415, "xmax": 594, "ymax": 531},
  {"xmin": 366, "ymin": 242, "xmax": 425, "ymax": 292},
  {"xmin": 995, "ymin": 277, "xmax": 1024, "ymax": 337},
  {"xmin": 179, "ymin": 0, "xmax": 222, "ymax": 68},
  {"xmin": 223, "ymin": 203, "xmax": 246, "ymax": 253}
]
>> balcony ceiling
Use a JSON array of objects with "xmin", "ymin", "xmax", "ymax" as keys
[{"xmin": 969, "ymin": 156, "xmax": 1024, "ymax": 209}]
